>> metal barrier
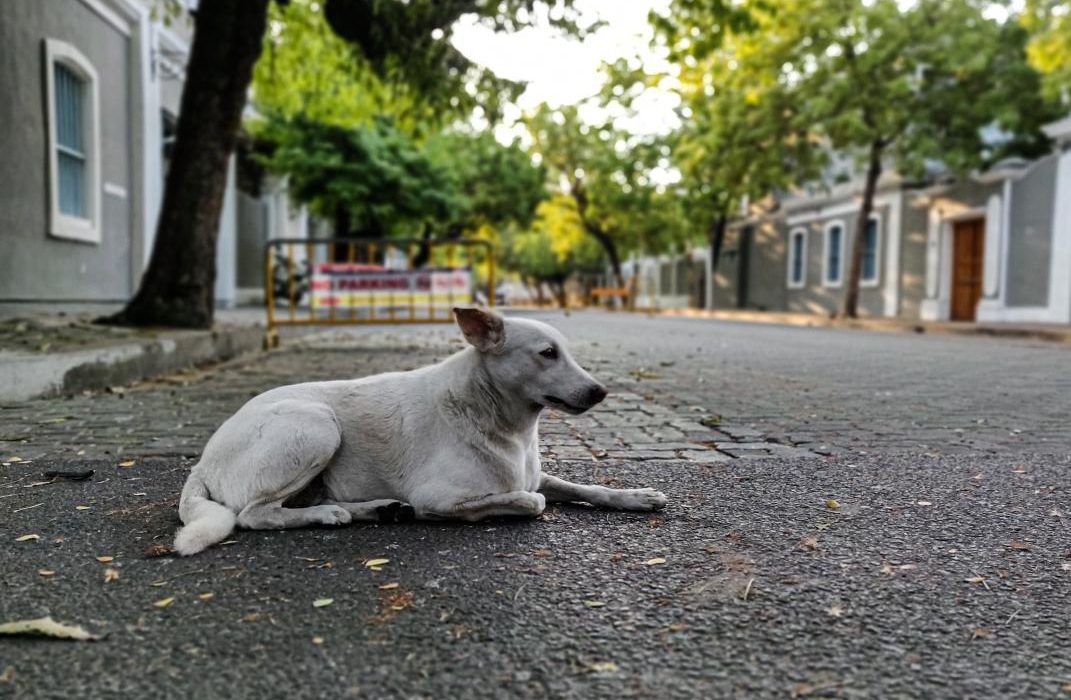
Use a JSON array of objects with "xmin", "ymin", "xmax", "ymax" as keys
[{"xmin": 263, "ymin": 237, "xmax": 495, "ymax": 347}]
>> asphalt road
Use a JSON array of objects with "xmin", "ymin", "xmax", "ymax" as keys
[
  {"xmin": 2, "ymin": 452, "xmax": 1068, "ymax": 699},
  {"xmin": 2, "ymin": 311, "xmax": 1070, "ymax": 698}
]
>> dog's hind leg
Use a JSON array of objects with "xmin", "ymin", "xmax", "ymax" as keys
[
  {"xmin": 216, "ymin": 399, "xmax": 350, "ymax": 532},
  {"xmin": 538, "ymin": 474, "xmax": 667, "ymax": 511}
]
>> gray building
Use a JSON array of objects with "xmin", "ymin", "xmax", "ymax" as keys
[
  {"xmin": 649, "ymin": 116, "xmax": 1071, "ymax": 325},
  {"xmin": 0, "ymin": 0, "xmax": 267, "ymax": 308}
]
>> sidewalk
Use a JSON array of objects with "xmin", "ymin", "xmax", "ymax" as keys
[
  {"xmin": 654, "ymin": 307, "xmax": 1071, "ymax": 344},
  {"xmin": 0, "ymin": 306, "xmax": 270, "ymax": 402}
]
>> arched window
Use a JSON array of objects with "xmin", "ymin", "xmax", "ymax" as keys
[
  {"xmin": 823, "ymin": 221, "xmax": 845, "ymax": 287},
  {"xmin": 787, "ymin": 227, "xmax": 807, "ymax": 288},
  {"xmin": 44, "ymin": 38, "xmax": 100, "ymax": 243},
  {"xmin": 861, "ymin": 214, "xmax": 881, "ymax": 285}
]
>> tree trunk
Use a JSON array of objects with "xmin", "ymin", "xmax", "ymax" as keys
[
  {"xmin": 551, "ymin": 279, "xmax": 568, "ymax": 308},
  {"xmin": 843, "ymin": 140, "xmax": 883, "ymax": 319},
  {"xmin": 708, "ymin": 211, "xmax": 727, "ymax": 309},
  {"xmin": 570, "ymin": 184, "xmax": 625, "ymax": 290},
  {"xmin": 587, "ymin": 226, "xmax": 625, "ymax": 289},
  {"xmin": 101, "ymin": 0, "xmax": 270, "ymax": 328}
]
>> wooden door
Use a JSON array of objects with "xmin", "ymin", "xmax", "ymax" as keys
[{"xmin": 951, "ymin": 218, "xmax": 985, "ymax": 321}]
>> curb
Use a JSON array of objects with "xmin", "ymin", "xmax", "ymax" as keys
[
  {"xmin": 651, "ymin": 308, "xmax": 1071, "ymax": 344},
  {"xmin": 0, "ymin": 324, "xmax": 265, "ymax": 402}
]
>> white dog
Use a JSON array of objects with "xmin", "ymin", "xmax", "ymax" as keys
[{"xmin": 173, "ymin": 307, "xmax": 667, "ymax": 556}]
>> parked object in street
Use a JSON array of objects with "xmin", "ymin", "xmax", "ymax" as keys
[{"xmin": 173, "ymin": 307, "xmax": 666, "ymax": 555}]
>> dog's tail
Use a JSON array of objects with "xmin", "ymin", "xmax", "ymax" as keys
[{"xmin": 173, "ymin": 471, "xmax": 236, "ymax": 556}]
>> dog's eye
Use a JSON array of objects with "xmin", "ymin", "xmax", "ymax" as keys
[{"xmin": 539, "ymin": 347, "xmax": 558, "ymax": 360}]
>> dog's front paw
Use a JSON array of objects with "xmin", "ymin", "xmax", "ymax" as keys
[
  {"xmin": 316, "ymin": 505, "xmax": 352, "ymax": 526},
  {"xmin": 619, "ymin": 488, "xmax": 668, "ymax": 512}
]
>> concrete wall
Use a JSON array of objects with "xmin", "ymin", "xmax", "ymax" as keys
[
  {"xmin": 898, "ymin": 193, "xmax": 930, "ymax": 320},
  {"xmin": 0, "ymin": 0, "xmax": 133, "ymax": 301},
  {"xmin": 747, "ymin": 219, "xmax": 787, "ymax": 311},
  {"xmin": 1006, "ymin": 154, "xmax": 1057, "ymax": 308},
  {"xmin": 784, "ymin": 209, "xmax": 885, "ymax": 317}
]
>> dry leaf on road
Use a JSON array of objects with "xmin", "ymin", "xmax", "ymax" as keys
[
  {"xmin": 153, "ymin": 597, "xmax": 175, "ymax": 608},
  {"xmin": 15, "ymin": 534, "xmax": 40, "ymax": 542},
  {"xmin": 0, "ymin": 617, "xmax": 101, "ymax": 641},
  {"xmin": 643, "ymin": 557, "xmax": 667, "ymax": 566},
  {"xmin": 313, "ymin": 598, "xmax": 334, "ymax": 608}
]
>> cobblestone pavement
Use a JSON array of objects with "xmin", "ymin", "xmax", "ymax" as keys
[{"xmin": 1, "ymin": 309, "xmax": 1069, "ymax": 466}]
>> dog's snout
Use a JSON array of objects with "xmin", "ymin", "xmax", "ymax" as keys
[{"xmin": 587, "ymin": 384, "xmax": 608, "ymax": 405}]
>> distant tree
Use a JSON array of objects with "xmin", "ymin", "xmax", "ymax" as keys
[
  {"xmin": 104, "ymin": 0, "xmax": 585, "ymax": 329},
  {"xmin": 1023, "ymin": 0, "xmax": 1071, "ymax": 106},
  {"xmin": 689, "ymin": 0, "xmax": 1056, "ymax": 318},
  {"xmin": 604, "ymin": 53, "xmax": 817, "ymax": 285},
  {"xmin": 499, "ymin": 195, "xmax": 604, "ymax": 306},
  {"xmin": 259, "ymin": 115, "xmax": 459, "ymax": 240},
  {"xmin": 525, "ymin": 104, "xmax": 686, "ymax": 288}
]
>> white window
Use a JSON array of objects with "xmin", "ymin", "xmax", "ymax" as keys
[
  {"xmin": 44, "ymin": 38, "xmax": 101, "ymax": 243},
  {"xmin": 822, "ymin": 220, "xmax": 846, "ymax": 287},
  {"xmin": 787, "ymin": 227, "xmax": 807, "ymax": 289},
  {"xmin": 861, "ymin": 214, "xmax": 881, "ymax": 287}
]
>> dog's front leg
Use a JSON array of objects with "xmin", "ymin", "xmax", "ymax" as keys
[
  {"xmin": 418, "ymin": 491, "xmax": 545, "ymax": 522},
  {"xmin": 538, "ymin": 474, "xmax": 667, "ymax": 511}
]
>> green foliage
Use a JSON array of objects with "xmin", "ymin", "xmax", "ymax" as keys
[
  {"xmin": 320, "ymin": 0, "xmax": 594, "ymax": 123},
  {"xmin": 424, "ymin": 130, "xmax": 547, "ymax": 234},
  {"xmin": 1023, "ymin": 0, "xmax": 1071, "ymax": 106},
  {"xmin": 253, "ymin": 0, "xmax": 434, "ymax": 134},
  {"xmin": 524, "ymin": 103, "xmax": 688, "ymax": 279},
  {"xmin": 260, "ymin": 115, "xmax": 458, "ymax": 238},
  {"xmin": 499, "ymin": 195, "xmax": 604, "ymax": 284}
]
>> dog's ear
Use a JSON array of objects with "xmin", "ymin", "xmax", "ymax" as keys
[{"xmin": 453, "ymin": 307, "xmax": 505, "ymax": 352}]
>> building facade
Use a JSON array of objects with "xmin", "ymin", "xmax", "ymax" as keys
[
  {"xmin": 639, "ymin": 117, "xmax": 1071, "ymax": 325},
  {"xmin": 0, "ymin": 0, "xmax": 285, "ymax": 309}
]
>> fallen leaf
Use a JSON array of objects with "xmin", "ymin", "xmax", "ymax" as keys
[
  {"xmin": 103, "ymin": 568, "xmax": 119, "ymax": 583},
  {"xmin": 385, "ymin": 591, "xmax": 413, "ymax": 612},
  {"xmin": 313, "ymin": 598, "xmax": 334, "ymax": 608},
  {"xmin": 584, "ymin": 600, "xmax": 606, "ymax": 608},
  {"xmin": 75, "ymin": 505, "xmax": 91, "ymax": 511},
  {"xmin": 153, "ymin": 597, "xmax": 175, "ymax": 608},
  {"xmin": 643, "ymin": 557, "xmax": 667, "ymax": 566},
  {"xmin": 916, "ymin": 500, "xmax": 933, "ymax": 506},
  {"xmin": 38, "ymin": 570, "xmax": 55, "ymax": 577},
  {"xmin": 588, "ymin": 661, "xmax": 618, "ymax": 673},
  {"xmin": 826, "ymin": 605, "xmax": 844, "ymax": 618},
  {"xmin": 378, "ymin": 583, "xmax": 399, "ymax": 590},
  {"xmin": 825, "ymin": 499, "xmax": 840, "ymax": 510},
  {"xmin": 364, "ymin": 558, "xmax": 390, "ymax": 568},
  {"xmin": 800, "ymin": 536, "xmax": 818, "ymax": 550},
  {"xmin": 0, "ymin": 616, "xmax": 101, "ymax": 641},
  {"xmin": 198, "ymin": 593, "xmax": 214, "ymax": 601},
  {"xmin": 117, "ymin": 460, "xmax": 136, "ymax": 468},
  {"xmin": 531, "ymin": 548, "xmax": 553, "ymax": 557},
  {"xmin": 144, "ymin": 544, "xmax": 173, "ymax": 558},
  {"xmin": 0, "ymin": 666, "xmax": 13, "ymax": 683},
  {"xmin": 95, "ymin": 556, "xmax": 114, "ymax": 563},
  {"xmin": 1008, "ymin": 541, "xmax": 1033, "ymax": 551},
  {"xmin": 971, "ymin": 627, "xmax": 992, "ymax": 640},
  {"xmin": 312, "ymin": 636, "xmax": 324, "ymax": 645},
  {"xmin": 15, "ymin": 534, "xmax": 40, "ymax": 542}
]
